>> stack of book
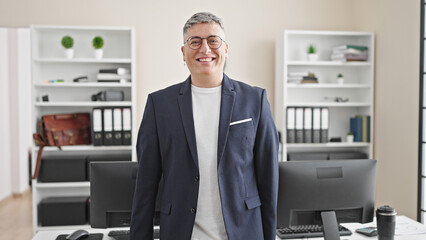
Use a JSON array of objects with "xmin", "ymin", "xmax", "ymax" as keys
[
  {"xmin": 287, "ymin": 72, "xmax": 318, "ymax": 84},
  {"xmin": 97, "ymin": 68, "xmax": 131, "ymax": 83},
  {"xmin": 350, "ymin": 115, "xmax": 371, "ymax": 142},
  {"xmin": 331, "ymin": 44, "xmax": 368, "ymax": 62}
]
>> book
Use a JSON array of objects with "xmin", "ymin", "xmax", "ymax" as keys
[
  {"xmin": 331, "ymin": 52, "xmax": 368, "ymax": 60},
  {"xmin": 332, "ymin": 44, "xmax": 368, "ymax": 51},
  {"xmin": 99, "ymin": 68, "xmax": 130, "ymax": 75},
  {"xmin": 350, "ymin": 117, "xmax": 363, "ymax": 142},
  {"xmin": 97, "ymin": 73, "xmax": 131, "ymax": 80},
  {"xmin": 332, "ymin": 48, "xmax": 366, "ymax": 55}
]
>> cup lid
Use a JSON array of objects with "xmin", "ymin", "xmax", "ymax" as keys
[{"xmin": 377, "ymin": 205, "xmax": 397, "ymax": 215}]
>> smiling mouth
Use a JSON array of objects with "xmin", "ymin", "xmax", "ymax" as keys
[{"xmin": 197, "ymin": 57, "xmax": 215, "ymax": 62}]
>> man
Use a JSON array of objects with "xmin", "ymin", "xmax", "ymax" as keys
[{"xmin": 130, "ymin": 12, "xmax": 278, "ymax": 240}]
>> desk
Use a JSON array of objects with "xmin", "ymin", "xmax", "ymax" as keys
[{"xmin": 32, "ymin": 216, "xmax": 426, "ymax": 240}]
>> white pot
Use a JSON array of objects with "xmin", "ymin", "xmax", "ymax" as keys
[
  {"xmin": 64, "ymin": 49, "xmax": 74, "ymax": 59},
  {"xmin": 307, "ymin": 53, "xmax": 318, "ymax": 61},
  {"xmin": 337, "ymin": 77, "xmax": 344, "ymax": 84},
  {"xmin": 94, "ymin": 49, "xmax": 103, "ymax": 59},
  {"xmin": 347, "ymin": 135, "xmax": 354, "ymax": 143}
]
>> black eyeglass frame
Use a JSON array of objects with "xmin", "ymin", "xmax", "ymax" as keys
[{"xmin": 184, "ymin": 35, "xmax": 226, "ymax": 50}]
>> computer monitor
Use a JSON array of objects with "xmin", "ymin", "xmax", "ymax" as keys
[
  {"xmin": 277, "ymin": 159, "xmax": 377, "ymax": 228},
  {"xmin": 90, "ymin": 161, "xmax": 163, "ymax": 228}
]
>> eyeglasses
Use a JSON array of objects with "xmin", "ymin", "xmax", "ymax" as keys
[{"xmin": 185, "ymin": 35, "xmax": 226, "ymax": 50}]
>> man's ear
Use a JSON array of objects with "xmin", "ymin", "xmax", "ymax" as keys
[
  {"xmin": 225, "ymin": 42, "xmax": 229, "ymax": 58},
  {"xmin": 181, "ymin": 46, "xmax": 185, "ymax": 61}
]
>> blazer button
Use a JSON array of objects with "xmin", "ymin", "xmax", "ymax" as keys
[
  {"xmin": 190, "ymin": 208, "xmax": 196, "ymax": 214},
  {"xmin": 195, "ymin": 176, "xmax": 199, "ymax": 182}
]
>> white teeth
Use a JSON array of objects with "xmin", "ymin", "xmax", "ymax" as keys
[{"xmin": 199, "ymin": 58, "xmax": 213, "ymax": 62}]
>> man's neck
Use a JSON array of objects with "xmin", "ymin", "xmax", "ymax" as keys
[{"xmin": 191, "ymin": 72, "xmax": 223, "ymax": 88}]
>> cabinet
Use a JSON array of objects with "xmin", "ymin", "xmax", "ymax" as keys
[
  {"xmin": 275, "ymin": 30, "xmax": 374, "ymax": 161},
  {"xmin": 30, "ymin": 25, "xmax": 136, "ymax": 233}
]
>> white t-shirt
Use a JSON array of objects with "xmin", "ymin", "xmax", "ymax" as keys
[{"xmin": 190, "ymin": 84, "xmax": 228, "ymax": 240}]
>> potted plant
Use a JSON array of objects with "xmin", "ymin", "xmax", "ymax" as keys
[
  {"xmin": 347, "ymin": 132, "xmax": 354, "ymax": 143},
  {"xmin": 337, "ymin": 73, "xmax": 344, "ymax": 84},
  {"xmin": 61, "ymin": 35, "xmax": 74, "ymax": 59},
  {"xmin": 92, "ymin": 36, "xmax": 104, "ymax": 59},
  {"xmin": 307, "ymin": 44, "xmax": 318, "ymax": 61}
]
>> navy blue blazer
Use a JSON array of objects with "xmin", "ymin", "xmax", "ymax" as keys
[{"xmin": 130, "ymin": 74, "xmax": 279, "ymax": 240}]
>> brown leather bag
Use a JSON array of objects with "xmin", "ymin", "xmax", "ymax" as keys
[{"xmin": 32, "ymin": 113, "xmax": 92, "ymax": 179}]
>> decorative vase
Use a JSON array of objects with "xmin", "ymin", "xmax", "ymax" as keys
[
  {"xmin": 94, "ymin": 49, "xmax": 103, "ymax": 59},
  {"xmin": 307, "ymin": 53, "xmax": 318, "ymax": 61},
  {"xmin": 337, "ymin": 77, "xmax": 344, "ymax": 84},
  {"xmin": 64, "ymin": 49, "xmax": 74, "ymax": 59},
  {"xmin": 347, "ymin": 135, "xmax": 354, "ymax": 143}
]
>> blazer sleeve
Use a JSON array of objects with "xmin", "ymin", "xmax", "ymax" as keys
[
  {"xmin": 130, "ymin": 94, "xmax": 162, "ymax": 240},
  {"xmin": 253, "ymin": 89, "xmax": 279, "ymax": 240}
]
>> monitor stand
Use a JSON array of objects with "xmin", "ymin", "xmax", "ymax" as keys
[{"xmin": 321, "ymin": 211, "xmax": 341, "ymax": 240}]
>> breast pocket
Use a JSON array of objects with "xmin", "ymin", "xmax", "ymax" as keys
[{"xmin": 229, "ymin": 118, "xmax": 253, "ymax": 130}]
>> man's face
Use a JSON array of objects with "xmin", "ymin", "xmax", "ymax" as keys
[{"xmin": 181, "ymin": 23, "xmax": 228, "ymax": 79}]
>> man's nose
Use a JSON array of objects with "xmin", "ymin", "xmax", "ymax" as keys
[{"xmin": 198, "ymin": 39, "xmax": 211, "ymax": 53}]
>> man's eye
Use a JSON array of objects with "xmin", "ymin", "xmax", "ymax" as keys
[{"xmin": 190, "ymin": 40, "xmax": 201, "ymax": 45}]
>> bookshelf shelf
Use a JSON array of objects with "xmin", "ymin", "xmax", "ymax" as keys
[
  {"xmin": 275, "ymin": 30, "xmax": 374, "ymax": 161},
  {"xmin": 34, "ymin": 82, "xmax": 132, "ymax": 88},
  {"xmin": 287, "ymin": 60, "xmax": 372, "ymax": 67},
  {"xmin": 34, "ymin": 58, "xmax": 131, "ymax": 63},
  {"xmin": 34, "ymin": 101, "xmax": 132, "ymax": 107}
]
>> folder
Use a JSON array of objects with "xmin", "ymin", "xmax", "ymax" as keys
[
  {"xmin": 92, "ymin": 108, "xmax": 103, "ymax": 146},
  {"xmin": 112, "ymin": 108, "xmax": 123, "ymax": 145},
  {"xmin": 303, "ymin": 108, "xmax": 312, "ymax": 143},
  {"xmin": 103, "ymin": 108, "xmax": 114, "ymax": 145},
  {"xmin": 367, "ymin": 116, "xmax": 371, "ymax": 142},
  {"xmin": 312, "ymin": 108, "xmax": 321, "ymax": 143},
  {"xmin": 362, "ymin": 115, "xmax": 368, "ymax": 142},
  {"xmin": 350, "ymin": 117, "xmax": 362, "ymax": 142},
  {"xmin": 295, "ymin": 107, "xmax": 304, "ymax": 143},
  {"xmin": 286, "ymin": 108, "xmax": 296, "ymax": 143},
  {"xmin": 122, "ymin": 107, "xmax": 132, "ymax": 145},
  {"xmin": 320, "ymin": 108, "xmax": 329, "ymax": 143}
]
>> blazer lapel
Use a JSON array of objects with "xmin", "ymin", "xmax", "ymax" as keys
[
  {"xmin": 217, "ymin": 74, "xmax": 236, "ymax": 166},
  {"xmin": 178, "ymin": 76, "xmax": 199, "ymax": 169}
]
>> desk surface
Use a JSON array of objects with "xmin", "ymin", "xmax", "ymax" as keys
[{"xmin": 32, "ymin": 216, "xmax": 426, "ymax": 240}]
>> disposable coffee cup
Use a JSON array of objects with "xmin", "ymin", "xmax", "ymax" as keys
[{"xmin": 376, "ymin": 205, "xmax": 397, "ymax": 240}]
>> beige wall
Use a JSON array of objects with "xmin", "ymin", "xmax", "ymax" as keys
[{"xmin": 0, "ymin": 0, "xmax": 420, "ymax": 219}]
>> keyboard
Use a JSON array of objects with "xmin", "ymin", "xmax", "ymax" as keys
[
  {"xmin": 108, "ymin": 228, "xmax": 160, "ymax": 240},
  {"xmin": 276, "ymin": 224, "xmax": 352, "ymax": 239}
]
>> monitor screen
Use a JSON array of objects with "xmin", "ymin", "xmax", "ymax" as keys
[
  {"xmin": 276, "ymin": 159, "xmax": 376, "ymax": 228},
  {"xmin": 90, "ymin": 161, "xmax": 138, "ymax": 228}
]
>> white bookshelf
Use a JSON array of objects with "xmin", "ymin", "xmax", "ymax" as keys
[
  {"xmin": 30, "ymin": 25, "xmax": 136, "ymax": 233},
  {"xmin": 275, "ymin": 30, "xmax": 374, "ymax": 161}
]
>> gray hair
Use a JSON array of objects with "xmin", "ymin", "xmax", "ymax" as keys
[{"xmin": 183, "ymin": 12, "xmax": 224, "ymax": 36}]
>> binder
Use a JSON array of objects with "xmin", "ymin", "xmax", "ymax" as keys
[
  {"xmin": 112, "ymin": 108, "xmax": 123, "ymax": 145},
  {"xmin": 367, "ymin": 116, "xmax": 371, "ymax": 142},
  {"xmin": 320, "ymin": 108, "xmax": 329, "ymax": 143},
  {"xmin": 361, "ymin": 115, "xmax": 368, "ymax": 142},
  {"xmin": 312, "ymin": 108, "xmax": 321, "ymax": 143},
  {"xmin": 350, "ymin": 117, "xmax": 362, "ymax": 142},
  {"xmin": 286, "ymin": 108, "xmax": 296, "ymax": 143},
  {"xmin": 295, "ymin": 108, "xmax": 304, "ymax": 143},
  {"xmin": 103, "ymin": 108, "xmax": 114, "ymax": 145},
  {"xmin": 122, "ymin": 108, "xmax": 132, "ymax": 145},
  {"xmin": 303, "ymin": 108, "xmax": 313, "ymax": 143},
  {"xmin": 92, "ymin": 108, "xmax": 103, "ymax": 146}
]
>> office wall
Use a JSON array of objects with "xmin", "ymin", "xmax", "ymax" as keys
[
  {"xmin": 0, "ymin": 29, "xmax": 12, "ymax": 201},
  {"xmin": 0, "ymin": 28, "xmax": 31, "ymax": 201},
  {"xmin": 0, "ymin": 0, "xmax": 420, "ymax": 218}
]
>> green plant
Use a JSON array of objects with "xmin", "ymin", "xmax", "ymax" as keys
[
  {"xmin": 337, "ymin": 73, "xmax": 343, "ymax": 78},
  {"xmin": 307, "ymin": 44, "xmax": 316, "ymax": 54},
  {"xmin": 347, "ymin": 132, "xmax": 354, "ymax": 136},
  {"xmin": 61, "ymin": 36, "xmax": 74, "ymax": 49},
  {"xmin": 92, "ymin": 36, "xmax": 104, "ymax": 49}
]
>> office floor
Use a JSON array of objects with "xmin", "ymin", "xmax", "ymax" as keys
[{"xmin": 0, "ymin": 189, "xmax": 32, "ymax": 240}]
